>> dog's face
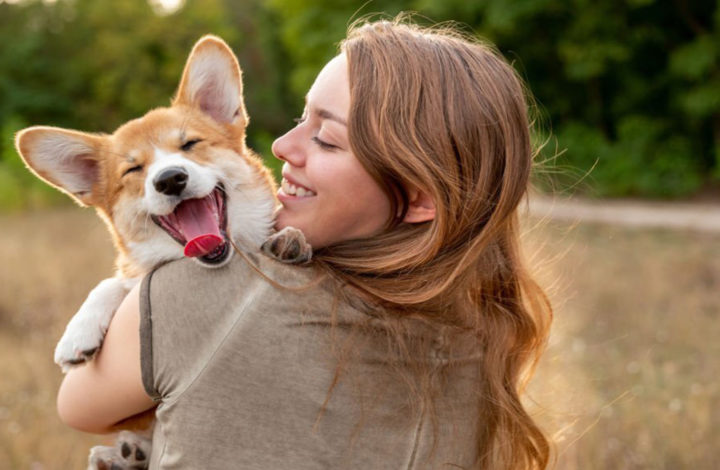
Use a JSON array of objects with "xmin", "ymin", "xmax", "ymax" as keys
[{"xmin": 15, "ymin": 36, "xmax": 276, "ymax": 275}]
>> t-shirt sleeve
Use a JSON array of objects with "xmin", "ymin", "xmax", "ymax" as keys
[
  {"xmin": 139, "ymin": 266, "xmax": 159, "ymax": 400},
  {"xmin": 138, "ymin": 256, "xmax": 265, "ymax": 402}
]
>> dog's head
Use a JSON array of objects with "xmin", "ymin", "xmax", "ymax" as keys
[{"xmin": 15, "ymin": 36, "xmax": 276, "ymax": 275}]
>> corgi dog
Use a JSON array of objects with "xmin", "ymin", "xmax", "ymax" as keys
[{"xmin": 15, "ymin": 36, "xmax": 309, "ymax": 469}]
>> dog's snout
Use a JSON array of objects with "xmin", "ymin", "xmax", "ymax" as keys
[{"xmin": 154, "ymin": 167, "xmax": 188, "ymax": 196}]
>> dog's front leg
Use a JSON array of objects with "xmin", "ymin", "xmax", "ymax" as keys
[{"xmin": 55, "ymin": 276, "xmax": 139, "ymax": 372}]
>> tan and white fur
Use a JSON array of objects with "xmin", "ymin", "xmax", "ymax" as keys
[{"xmin": 15, "ymin": 36, "xmax": 309, "ymax": 469}]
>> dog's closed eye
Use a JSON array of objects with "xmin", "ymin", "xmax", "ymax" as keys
[
  {"xmin": 181, "ymin": 139, "xmax": 202, "ymax": 152},
  {"xmin": 122, "ymin": 165, "xmax": 143, "ymax": 177}
]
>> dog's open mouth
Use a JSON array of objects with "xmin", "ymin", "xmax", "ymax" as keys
[{"xmin": 151, "ymin": 186, "xmax": 230, "ymax": 264}]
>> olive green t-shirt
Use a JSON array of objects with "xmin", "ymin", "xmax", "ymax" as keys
[{"xmin": 139, "ymin": 252, "xmax": 480, "ymax": 469}]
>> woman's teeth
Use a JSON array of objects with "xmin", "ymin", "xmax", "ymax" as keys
[{"xmin": 282, "ymin": 178, "xmax": 315, "ymax": 197}]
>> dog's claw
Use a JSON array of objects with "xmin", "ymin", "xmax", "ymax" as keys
[
  {"xmin": 57, "ymin": 343, "xmax": 101, "ymax": 372},
  {"xmin": 65, "ymin": 358, "xmax": 87, "ymax": 365},
  {"xmin": 261, "ymin": 227, "xmax": 312, "ymax": 264}
]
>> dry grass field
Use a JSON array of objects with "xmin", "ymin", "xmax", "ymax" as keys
[
  {"xmin": 0, "ymin": 207, "xmax": 718, "ymax": 469},
  {"xmin": 526, "ymin": 220, "xmax": 720, "ymax": 469}
]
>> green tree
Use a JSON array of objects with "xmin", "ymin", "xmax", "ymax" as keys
[
  {"xmin": 0, "ymin": 0, "xmax": 275, "ymax": 209},
  {"xmin": 2, "ymin": 0, "xmax": 718, "ymax": 208},
  {"xmin": 413, "ymin": 0, "xmax": 720, "ymax": 196},
  {"xmin": 267, "ymin": 0, "xmax": 720, "ymax": 197}
]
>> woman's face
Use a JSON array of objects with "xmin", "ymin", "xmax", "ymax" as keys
[{"xmin": 272, "ymin": 54, "xmax": 392, "ymax": 249}]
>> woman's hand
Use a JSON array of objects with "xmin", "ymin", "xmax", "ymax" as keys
[{"xmin": 56, "ymin": 283, "xmax": 155, "ymax": 434}]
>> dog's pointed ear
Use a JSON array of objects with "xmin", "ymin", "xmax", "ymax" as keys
[
  {"xmin": 15, "ymin": 126, "xmax": 103, "ymax": 207},
  {"xmin": 173, "ymin": 35, "xmax": 247, "ymax": 128}
]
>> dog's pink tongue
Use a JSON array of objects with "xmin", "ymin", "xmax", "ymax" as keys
[
  {"xmin": 175, "ymin": 198, "xmax": 223, "ymax": 258},
  {"xmin": 184, "ymin": 234, "xmax": 224, "ymax": 258}
]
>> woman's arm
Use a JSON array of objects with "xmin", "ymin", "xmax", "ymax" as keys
[{"xmin": 57, "ymin": 282, "xmax": 155, "ymax": 434}]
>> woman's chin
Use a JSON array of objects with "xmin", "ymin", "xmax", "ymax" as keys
[{"xmin": 274, "ymin": 211, "xmax": 307, "ymax": 238}]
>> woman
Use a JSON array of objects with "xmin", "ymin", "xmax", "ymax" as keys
[{"xmin": 58, "ymin": 18, "xmax": 552, "ymax": 469}]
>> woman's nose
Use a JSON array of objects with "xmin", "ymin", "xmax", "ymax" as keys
[{"xmin": 272, "ymin": 128, "xmax": 305, "ymax": 167}]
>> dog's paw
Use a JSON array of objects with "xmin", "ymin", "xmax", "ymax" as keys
[
  {"xmin": 261, "ymin": 227, "xmax": 312, "ymax": 264},
  {"xmin": 117, "ymin": 431, "xmax": 152, "ymax": 467},
  {"xmin": 54, "ymin": 277, "xmax": 132, "ymax": 372},
  {"xmin": 87, "ymin": 445, "xmax": 128, "ymax": 470},
  {"xmin": 54, "ymin": 326, "xmax": 104, "ymax": 372},
  {"xmin": 87, "ymin": 432, "xmax": 151, "ymax": 470}
]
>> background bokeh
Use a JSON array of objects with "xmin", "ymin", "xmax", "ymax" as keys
[
  {"xmin": 0, "ymin": 0, "xmax": 718, "ymax": 468},
  {"xmin": 1, "ymin": 0, "xmax": 719, "ymax": 206}
]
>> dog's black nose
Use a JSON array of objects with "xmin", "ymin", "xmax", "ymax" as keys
[{"xmin": 154, "ymin": 167, "xmax": 188, "ymax": 196}]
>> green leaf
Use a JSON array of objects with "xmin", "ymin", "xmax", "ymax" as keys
[
  {"xmin": 669, "ymin": 35, "xmax": 718, "ymax": 80},
  {"xmin": 677, "ymin": 80, "xmax": 720, "ymax": 117}
]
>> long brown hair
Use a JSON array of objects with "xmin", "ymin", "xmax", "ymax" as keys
[{"xmin": 313, "ymin": 17, "xmax": 552, "ymax": 469}]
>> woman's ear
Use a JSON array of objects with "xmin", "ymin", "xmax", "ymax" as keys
[{"xmin": 402, "ymin": 187, "xmax": 436, "ymax": 223}]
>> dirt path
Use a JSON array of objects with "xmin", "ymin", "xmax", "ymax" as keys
[{"xmin": 526, "ymin": 195, "xmax": 720, "ymax": 233}]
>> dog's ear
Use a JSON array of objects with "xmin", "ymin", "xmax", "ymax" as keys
[
  {"xmin": 15, "ymin": 126, "xmax": 103, "ymax": 207},
  {"xmin": 174, "ymin": 35, "xmax": 247, "ymax": 129}
]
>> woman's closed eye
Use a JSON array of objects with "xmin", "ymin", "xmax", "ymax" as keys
[
  {"xmin": 292, "ymin": 114, "xmax": 342, "ymax": 151},
  {"xmin": 312, "ymin": 136, "xmax": 339, "ymax": 151}
]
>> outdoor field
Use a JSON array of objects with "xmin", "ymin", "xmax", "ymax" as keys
[
  {"xmin": 1, "ymin": 0, "xmax": 718, "ymax": 468},
  {"xmin": 0, "ymin": 205, "xmax": 717, "ymax": 469}
]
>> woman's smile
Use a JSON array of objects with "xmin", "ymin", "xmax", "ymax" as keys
[{"xmin": 279, "ymin": 175, "xmax": 316, "ymax": 198}]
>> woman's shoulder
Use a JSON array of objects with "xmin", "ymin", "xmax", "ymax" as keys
[{"xmin": 146, "ymin": 248, "xmax": 320, "ymax": 292}]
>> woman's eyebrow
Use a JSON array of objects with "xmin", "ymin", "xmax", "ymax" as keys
[
  {"xmin": 303, "ymin": 94, "xmax": 348, "ymax": 126},
  {"xmin": 316, "ymin": 108, "xmax": 347, "ymax": 127}
]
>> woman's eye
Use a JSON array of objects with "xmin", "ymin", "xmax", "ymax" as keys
[
  {"xmin": 293, "ymin": 116, "xmax": 306, "ymax": 125},
  {"xmin": 181, "ymin": 139, "xmax": 202, "ymax": 151},
  {"xmin": 312, "ymin": 136, "xmax": 338, "ymax": 151},
  {"xmin": 122, "ymin": 165, "xmax": 143, "ymax": 177}
]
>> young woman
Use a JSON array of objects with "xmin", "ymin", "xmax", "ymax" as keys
[{"xmin": 58, "ymin": 18, "xmax": 552, "ymax": 469}]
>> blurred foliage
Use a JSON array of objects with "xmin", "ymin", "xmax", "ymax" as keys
[
  {"xmin": 408, "ymin": 0, "xmax": 719, "ymax": 197},
  {"xmin": 0, "ymin": 115, "xmax": 65, "ymax": 209},
  {"xmin": 0, "ymin": 0, "xmax": 718, "ymax": 210}
]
